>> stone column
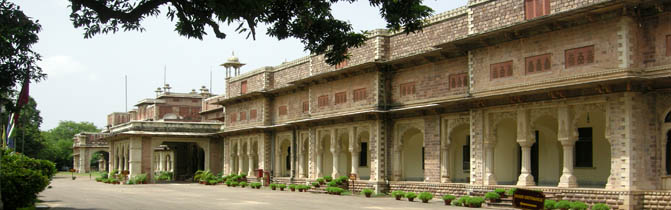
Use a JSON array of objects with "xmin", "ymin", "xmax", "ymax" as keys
[
  {"xmin": 275, "ymin": 140, "xmax": 282, "ymax": 176},
  {"xmin": 238, "ymin": 142, "xmax": 244, "ymax": 175},
  {"xmin": 158, "ymin": 152, "xmax": 164, "ymax": 172},
  {"xmin": 247, "ymin": 140, "xmax": 255, "ymax": 177},
  {"xmin": 516, "ymin": 109, "xmax": 535, "ymax": 186},
  {"xmin": 349, "ymin": 127, "xmax": 360, "ymax": 179},
  {"xmin": 441, "ymin": 126, "xmax": 451, "ymax": 183},
  {"xmin": 129, "ymin": 138, "xmax": 143, "ymax": 177},
  {"xmin": 330, "ymin": 129, "xmax": 340, "ymax": 178},
  {"xmin": 557, "ymin": 105, "xmax": 578, "ymax": 188},
  {"xmin": 298, "ymin": 138, "xmax": 306, "ymax": 178},
  {"xmin": 484, "ymin": 142, "xmax": 497, "ymax": 185},
  {"xmin": 315, "ymin": 139, "xmax": 323, "ymax": 178},
  {"xmin": 392, "ymin": 145, "xmax": 402, "ymax": 181}
]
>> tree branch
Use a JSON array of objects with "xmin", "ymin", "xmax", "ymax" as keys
[{"xmin": 71, "ymin": 0, "xmax": 169, "ymax": 23}]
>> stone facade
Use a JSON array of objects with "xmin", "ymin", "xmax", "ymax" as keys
[{"xmin": 214, "ymin": 1, "xmax": 671, "ymax": 210}]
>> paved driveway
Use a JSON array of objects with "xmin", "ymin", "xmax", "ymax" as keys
[{"xmin": 39, "ymin": 174, "xmax": 477, "ymax": 210}]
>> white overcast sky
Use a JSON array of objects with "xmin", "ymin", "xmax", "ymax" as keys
[{"xmin": 14, "ymin": 0, "xmax": 468, "ymax": 130}]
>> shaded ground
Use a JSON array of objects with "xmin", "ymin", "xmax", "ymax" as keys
[{"xmin": 40, "ymin": 174, "xmax": 478, "ymax": 210}]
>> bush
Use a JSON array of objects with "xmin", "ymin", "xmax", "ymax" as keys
[
  {"xmin": 570, "ymin": 201, "xmax": 588, "ymax": 210},
  {"xmin": 289, "ymin": 184, "xmax": 297, "ymax": 190},
  {"xmin": 506, "ymin": 188, "xmax": 517, "ymax": 196},
  {"xmin": 405, "ymin": 192, "xmax": 417, "ymax": 199},
  {"xmin": 193, "ymin": 170, "xmax": 205, "ymax": 182},
  {"xmin": 456, "ymin": 196, "xmax": 470, "ymax": 206},
  {"xmin": 269, "ymin": 183, "xmax": 277, "ymax": 189},
  {"xmin": 391, "ymin": 190, "xmax": 405, "ymax": 198},
  {"xmin": 418, "ymin": 192, "xmax": 433, "ymax": 202},
  {"xmin": 239, "ymin": 181, "xmax": 248, "ymax": 187},
  {"xmin": 1, "ymin": 149, "xmax": 57, "ymax": 210},
  {"xmin": 555, "ymin": 200, "xmax": 571, "ymax": 209},
  {"xmin": 156, "ymin": 171, "xmax": 173, "ymax": 181},
  {"xmin": 279, "ymin": 184, "xmax": 286, "ymax": 189},
  {"xmin": 452, "ymin": 199, "xmax": 462, "ymax": 206},
  {"xmin": 467, "ymin": 197, "xmax": 485, "ymax": 207},
  {"xmin": 442, "ymin": 194, "xmax": 456, "ymax": 201},
  {"xmin": 134, "ymin": 174, "xmax": 147, "ymax": 184},
  {"xmin": 592, "ymin": 203, "xmax": 610, "ymax": 210},
  {"xmin": 361, "ymin": 188, "xmax": 373, "ymax": 195},
  {"xmin": 311, "ymin": 182, "xmax": 320, "ymax": 187},
  {"xmin": 326, "ymin": 187, "xmax": 345, "ymax": 194},
  {"xmin": 316, "ymin": 178, "xmax": 325, "ymax": 183},
  {"xmin": 230, "ymin": 181, "xmax": 239, "ymax": 187},
  {"xmin": 327, "ymin": 181, "xmax": 337, "ymax": 187},
  {"xmin": 485, "ymin": 192, "xmax": 500, "ymax": 200},
  {"xmin": 324, "ymin": 176, "xmax": 333, "ymax": 182},
  {"xmin": 494, "ymin": 188, "xmax": 506, "ymax": 194},
  {"xmin": 208, "ymin": 180, "xmax": 218, "ymax": 185},
  {"xmin": 544, "ymin": 200, "xmax": 557, "ymax": 209}
]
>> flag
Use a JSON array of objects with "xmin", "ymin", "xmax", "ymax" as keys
[
  {"xmin": 5, "ymin": 75, "xmax": 29, "ymax": 149},
  {"xmin": 6, "ymin": 113, "xmax": 15, "ymax": 149}
]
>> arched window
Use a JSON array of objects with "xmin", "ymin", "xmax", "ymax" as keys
[
  {"xmin": 665, "ymin": 111, "xmax": 671, "ymax": 123},
  {"xmin": 667, "ymin": 131, "xmax": 671, "ymax": 175}
]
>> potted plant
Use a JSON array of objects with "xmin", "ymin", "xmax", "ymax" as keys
[
  {"xmin": 456, "ymin": 196, "xmax": 470, "ymax": 207},
  {"xmin": 405, "ymin": 192, "xmax": 417, "ymax": 202},
  {"xmin": 134, "ymin": 174, "xmax": 147, "ymax": 184},
  {"xmin": 208, "ymin": 180, "xmax": 218, "ymax": 185},
  {"xmin": 555, "ymin": 200, "xmax": 571, "ymax": 210},
  {"xmin": 324, "ymin": 176, "xmax": 333, "ymax": 182},
  {"xmin": 312, "ymin": 182, "xmax": 320, "ymax": 188},
  {"xmin": 391, "ymin": 190, "xmax": 405, "ymax": 200},
  {"xmin": 544, "ymin": 200, "xmax": 556, "ymax": 210},
  {"xmin": 270, "ymin": 183, "xmax": 277, "ymax": 190},
  {"xmin": 302, "ymin": 185, "xmax": 310, "ymax": 192},
  {"xmin": 467, "ymin": 197, "xmax": 484, "ymax": 208},
  {"xmin": 239, "ymin": 181, "xmax": 247, "ymax": 188},
  {"xmin": 443, "ymin": 194, "xmax": 456, "ymax": 205},
  {"xmin": 485, "ymin": 192, "xmax": 501, "ymax": 203},
  {"xmin": 317, "ymin": 178, "xmax": 325, "ymax": 185},
  {"xmin": 418, "ymin": 192, "xmax": 433, "ymax": 203},
  {"xmin": 570, "ymin": 201, "xmax": 588, "ymax": 210},
  {"xmin": 289, "ymin": 184, "xmax": 297, "ymax": 192},
  {"xmin": 279, "ymin": 184, "xmax": 286, "ymax": 191},
  {"xmin": 494, "ymin": 188, "xmax": 506, "ymax": 198},
  {"xmin": 231, "ymin": 181, "xmax": 239, "ymax": 187},
  {"xmin": 592, "ymin": 203, "xmax": 610, "ymax": 210},
  {"xmin": 361, "ymin": 188, "xmax": 373, "ymax": 198}
]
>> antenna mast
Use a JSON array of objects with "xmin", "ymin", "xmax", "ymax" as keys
[
  {"xmin": 210, "ymin": 67, "xmax": 213, "ymax": 92},
  {"xmin": 163, "ymin": 65, "xmax": 167, "ymax": 86},
  {"xmin": 125, "ymin": 75, "xmax": 128, "ymax": 112}
]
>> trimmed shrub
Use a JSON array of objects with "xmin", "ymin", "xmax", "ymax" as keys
[
  {"xmin": 442, "ymin": 194, "xmax": 456, "ymax": 201},
  {"xmin": 467, "ymin": 197, "xmax": 485, "ymax": 207},
  {"xmin": 1, "ymin": 149, "xmax": 57, "ymax": 210},
  {"xmin": 208, "ymin": 180, "xmax": 218, "ymax": 185},
  {"xmin": 239, "ymin": 181, "xmax": 248, "ymax": 187},
  {"xmin": 494, "ymin": 188, "xmax": 506, "ymax": 194},
  {"xmin": 485, "ymin": 192, "xmax": 500, "ymax": 201},
  {"xmin": 418, "ymin": 192, "xmax": 433, "ymax": 202},
  {"xmin": 506, "ymin": 188, "xmax": 517, "ymax": 196},
  {"xmin": 269, "ymin": 183, "xmax": 277, "ymax": 190},
  {"xmin": 592, "ymin": 203, "xmax": 610, "ymax": 210},
  {"xmin": 570, "ymin": 201, "xmax": 588, "ymax": 210},
  {"xmin": 324, "ymin": 176, "xmax": 333, "ymax": 182},
  {"xmin": 405, "ymin": 192, "xmax": 417, "ymax": 200},
  {"xmin": 311, "ymin": 182, "xmax": 320, "ymax": 187},
  {"xmin": 456, "ymin": 196, "xmax": 470, "ymax": 206},
  {"xmin": 555, "ymin": 200, "xmax": 571, "ymax": 209},
  {"xmin": 230, "ymin": 181, "xmax": 239, "ymax": 187},
  {"xmin": 391, "ymin": 190, "xmax": 405, "ymax": 200},
  {"xmin": 327, "ymin": 181, "xmax": 338, "ymax": 187},
  {"xmin": 544, "ymin": 200, "xmax": 557, "ymax": 209},
  {"xmin": 316, "ymin": 178, "xmax": 325, "ymax": 183},
  {"xmin": 279, "ymin": 184, "xmax": 287, "ymax": 189},
  {"xmin": 361, "ymin": 188, "xmax": 373, "ymax": 196}
]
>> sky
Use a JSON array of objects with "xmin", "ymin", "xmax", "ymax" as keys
[{"xmin": 13, "ymin": 0, "xmax": 468, "ymax": 130}]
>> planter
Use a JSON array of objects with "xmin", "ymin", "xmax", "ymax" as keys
[
  {"xmin": 290, "ymin": 188, "xmax": 295, "ymax": 192},
  {"xmin": 271, "ymin": 187, "xmax": 276, "ymax": 190},
  {"xmin": 408, "ymin": 198, "xmax": 414, "ymax": 202},
  {"xmin": 72, "ymin": 177, "xmax": 77, "ymax": 180},
  {"xmin": 395, "ymin": 196, "xmax": 402, "ymax": 200},
  {"xmin": 422, "ymin": 200, "xmax": 429, "ymax": 203},
  {"xmin": 444, "ymin": 200, "xmax": 452, "ymax": 205},
  {"xmin": 319, "ymin": 180, "xmax": 325, "ymax": 185},
  {"xmin": 280, "ymin": 188, "xmax": 285, "ymax": 191},
  {"xmin": 298, "ymin": 189, "xmax": 303, "ymax": 192},
  {"xmin": 365, "ymin": 193, "xmax": 372, "ymax": 198}
]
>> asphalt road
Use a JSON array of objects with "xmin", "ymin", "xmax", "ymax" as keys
[{"xmin": 39, "ymin": 174, "xmax": 478, "ymax": 210}]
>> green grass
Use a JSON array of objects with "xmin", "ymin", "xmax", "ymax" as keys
[{"xmin": 57, "ymin": 171, "xmax": 106, "ymax": 177}]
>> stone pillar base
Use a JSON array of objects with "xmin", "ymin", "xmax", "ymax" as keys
[
  {"xmin": 516, "ymin": 174, "xmax": 535, "ymax": 186},
  {"xmin": 441, "ymin": 176, "xmax": 451, "ymax": 183},
  {"xmin": 485, "ymin": 173, "xmax": 497, "ymax": 185},
  {"xmin": 558, "ymin": 174, "xmax": 578, "ymax": 188},
  {"xmin": 372, "ymin": 181, "xmax": 389, "ymax": 194}
]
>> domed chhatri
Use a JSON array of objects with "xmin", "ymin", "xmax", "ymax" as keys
[{"xmin": 221, "ymin": 51, "xmax": 245, "ymax": 78}]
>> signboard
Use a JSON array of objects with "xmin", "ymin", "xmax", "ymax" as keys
[
  {"xmin": 512, "ymin": 188, "xmax": 545, "ymax": 210},
  {"xmin": 348, "ymin": 173, "xmax": 357, "ymax": 181}
]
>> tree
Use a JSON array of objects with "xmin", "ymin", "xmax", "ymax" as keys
[
  {"xmin": 9, "ymin": 97, "xmax": 44, "ymax": 158},
  {"xmin": 0, "ymin": 0, "xmax": 45, "ymax": 112},
  {"xmin": 41, "ymin": 121, "xmax": 100, "ymax": 170},
  {"xmin": 68, "ymin": 0, "xmax": 433, "ymax": 65}
]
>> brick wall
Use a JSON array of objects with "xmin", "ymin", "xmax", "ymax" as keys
[
  {"xmin": 273, "ymin": 90, "xmax": 309, "ymax": 124},
  {"xmin": 227, "ymin": 71, "xmax": 267, "ymax": 98},
  {"xmin": 224, "ymin": 98, "xmax": 265, "ymax": 129},
  {"xmin": 272, "ymin": 59, "xmax": 310, "ymax": 89},
  {"xmin": 639, "ymin": 12, "xmax": 671, "ymax": 67},
  {"xmin": 471, "ymin": 17, "xmax": 622, "ymax": 94},
  {"xmin": 310, "ymin": 72, "xmax": 379, "ymax": 116},
  {"xmin": 389, "ymin": 10, "xmax": 468, "ymax": 60},
  {"xmin": 391, "ymin": 57, "xmax": 469, "ymax": 106}
]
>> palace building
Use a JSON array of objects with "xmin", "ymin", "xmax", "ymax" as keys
[{"xmin": 85, "ymin": 0, "xmax": 671, "ymax": 209}]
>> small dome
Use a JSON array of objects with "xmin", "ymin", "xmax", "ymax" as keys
[{"xmin": 227, "ymin": 56, "xmax": 239, "ymax": 62}]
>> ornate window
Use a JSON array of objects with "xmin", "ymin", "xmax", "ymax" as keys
[
  {"xmin": 250, "ymin": 109, "xmax": 257, "ymax": 119},
  {"xmin": 240, "ymin": 81, "xmax": 247, "ymax": 94},
  {"xmin": 565, "ymin": 46, "xmax": 595, "ymax": 68},
  {"xmin": 490, "ymin": 61, "xmax": 513, "ymax": 80},
  {"xmin": 239, "ymin": 112, "xmax": 246, "ymax": 121},
  {"xmin": 353, "ymin": 88, "xmax": 367, "ymax": 102},
  {"xmin": 449, "ymin": 73, "xmax": 468, "ymax": 89},
  {"xmin": 229, "ymin": 113, "xmax": 237, "ymax": 123},
  {"xmin": 525, "ymin": 54, "xmax": 552, "ymax": 74},
  {"xmin": 400, "ymin": 82, "xmax": 416, "ymax": 96},
  {"xmin": 302, "ymin": 101, "xmax": 309, "ymax": 113},
  {"xmin": 525, "ymin": 0, "xmax": 550, "ymax": 20},
  {"xmin": 278, "ymin": 105, "xmax": 288, "ymax": 116},
  {"xmin": 318, "ymin": 95, "xmax": 329, "ymax": 107},
  {"xmin": 335, "ymin": 92, "xmax": 347, "ymax": 104}
]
